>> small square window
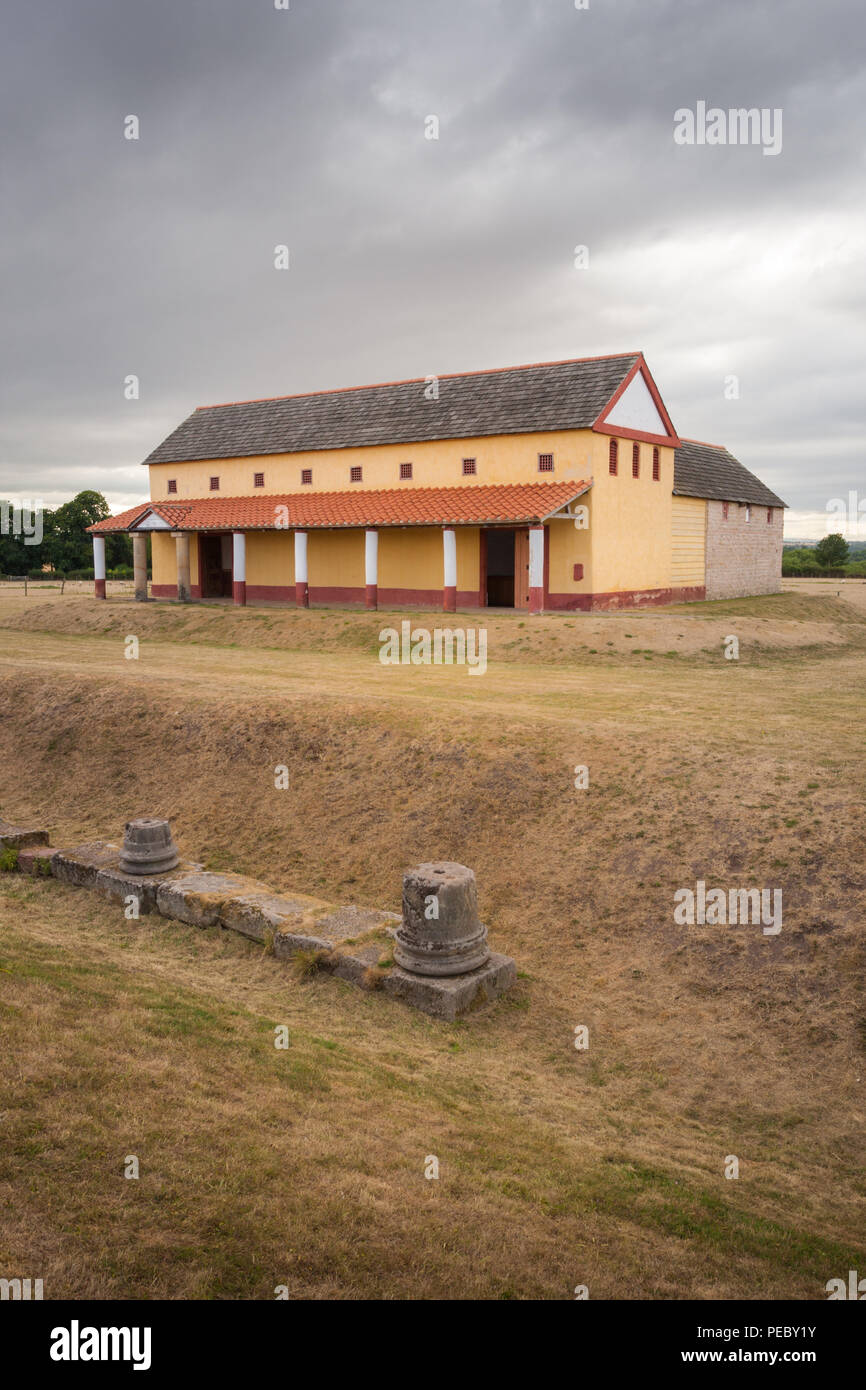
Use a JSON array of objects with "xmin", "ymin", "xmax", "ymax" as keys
[
  {"xmin": 538, "ymin": 453, "xmax": 554, "ymax": 473},
  {"xmin": 632, "ymin": 444, "xmax": 640, "ymax": 478},
  {"xmin": 350, "ymin": 465, "xmax": 362, "ymax": 483},
  {"xmin": 301, "ymin": 468, "xmax": 312, "ymax": 485},
  {"xmin": 652, "ymin": 447, "xmax": 660, "ymax": 481},
  {"xmin": 253, "ymin": 472, "xmax": 264, "ymax": 488},
  {"xmin": 210, "ymin": 476, "xmax": 219, "ymax": 491},
  {"xmin": 609, "ymin": 440, "xmax": 618, "ymax": 475},
  {"xmin": 167, "ymin": 479, "xmax": 177, "ymax": 494},
  {"xmin": 400, "ymin": 462, "xmax": 413, "ymax": 480},
  {"xmin": 462, "ymin": 458, "xmax": 477, "ymax": 476}
]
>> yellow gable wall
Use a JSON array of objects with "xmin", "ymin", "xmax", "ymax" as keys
[
  {"xmin": 586, "ymin": 434, "xmax": 675, "ymax": 594},
  {"xmin": 147, "ymin": 428, "xmax": 597, "ymax": 499}
]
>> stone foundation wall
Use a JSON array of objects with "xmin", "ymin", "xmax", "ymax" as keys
[{"xmin": 705, "ymin": 500, "xmax": 783, "ymax": 600}]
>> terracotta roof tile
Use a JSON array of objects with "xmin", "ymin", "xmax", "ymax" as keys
[{"xmin": 89, "ymin": 481, "xmax": 592, "ymax": 534}]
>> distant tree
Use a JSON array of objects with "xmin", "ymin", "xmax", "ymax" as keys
[
  {"xmin": 0, "ymin": 505, "xmax": 34, "ymax": 574},
  {"xmin": 814, "ymin": 533, "xmax": 849, "ymax": 569},
  {"xmin": 42, "ymin": 491, "xmax": 124, "ymax": 572}
]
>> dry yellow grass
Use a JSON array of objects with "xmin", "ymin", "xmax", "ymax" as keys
[{"xmin": 0, "ymin": 590, "xmax": 864, "ymax": 1299}]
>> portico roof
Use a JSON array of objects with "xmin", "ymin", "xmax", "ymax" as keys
[{"xmin": 88, "ymin": 480, "xmax": 593, "ymax": 534}]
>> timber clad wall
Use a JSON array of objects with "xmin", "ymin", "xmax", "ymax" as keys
[
  {"xmin": 671, "ymin": 496, "xmax": 707, "ymax": 588},
  {"xmin": 705, "ymin": 500, "xmax": 784, "ymax": 600}
]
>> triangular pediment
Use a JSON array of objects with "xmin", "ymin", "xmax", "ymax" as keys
[
  {"xmin": 130, "ymin": 509, "xmax": 173, "ymax": 531},
  {"xmin": 593, "ymin": 357, "xmax": 679, "ymax": 446}
]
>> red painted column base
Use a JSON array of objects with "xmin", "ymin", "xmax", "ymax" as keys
[
  {"xmin": 232, "ymin": 580, "xmax": 246, "ymax": 606},
  {"xmin": 529, "ymin": 586, "xmax": 544, "ymax": 615},
  {"xmin": 295, "ymin": 582, "xmax": 309, "ymax": 608},
  {"xmin": 365, "ymin": 584, "xmax": 378, "ymax": 610},
  {"xmin": 94, "ymin": 579, "xmax": 106, "ymax": 599},
  {"xmin": 443, "ymin": 586, "xmax": 457, "ymax": 613}
]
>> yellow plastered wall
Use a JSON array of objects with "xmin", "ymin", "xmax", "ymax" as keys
[
  {"xmin": 587, "ymin": 436, "xmax": 674, "ymax": 593},
  {"xmin": 246, "ymin": 532, "xmax": 294, "ymax": 588},
  {"xmin": 147, "ymin": 428, "xmax": 598, "ymax": 500},
  {"xmin": 456, "ymin": 528, "xmax": 480, "ymax": 594},
  {"xmin": 151, "ymin": 531, "xmax": 199, "ymax": 589},
  {"xmin": 670, "ymin": 496, "xmax": 707, "ymax": 587},
  {"xmin": 151, "ymin": 532, "xmax": 175, "ymax": 586},
  {"xmin": 146, "ymin": 427, "xmax": 685, "ymax": 600},
  {"xmin": 547, "ymin": 506, "xmax": 592, "ymax": 594},
  {"xmin": 378, "ymin": 528, "xmax": 440, "ymax": 591},
  {"xmin": 308, "ymin": 530, "xmax": 365, "ymax": 588}
]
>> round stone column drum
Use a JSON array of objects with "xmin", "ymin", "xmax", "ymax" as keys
[
  {"xmin": 394, "ymin": 862, "xmax": 490, "ymax": 977},
  {"xmin": 119, "ymin": 818, "xmax": 180, "ymax": 875}
]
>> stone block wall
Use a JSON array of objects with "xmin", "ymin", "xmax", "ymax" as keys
[{"xmin": 705, "ymin": 500, "xmax": 783, "ymax": 600}]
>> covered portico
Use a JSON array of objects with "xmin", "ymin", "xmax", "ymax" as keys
[{"xmin": 87, "ymin": 479, "xmax": 591, "ymax": 614}]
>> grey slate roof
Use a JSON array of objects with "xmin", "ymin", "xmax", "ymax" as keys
[
  {"xmin": 142, "ymin": 354, "xmax": 641, "ymax": 465},
  {"xmin": 674, "ymin": 439, "xmax": 786, "ymax": 508}
]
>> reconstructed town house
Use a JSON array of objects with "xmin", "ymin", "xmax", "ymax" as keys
[{"xmin": 89, "ymin": 352, "xmax": 785, "ymax": 612}]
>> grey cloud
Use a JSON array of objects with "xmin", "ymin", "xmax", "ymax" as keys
[{"xmin": 1, "ymin": 0, "xmax": 864, "ymax": 527}]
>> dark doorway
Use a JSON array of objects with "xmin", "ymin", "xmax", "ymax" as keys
[
  {"xmin": 200, "ymin": 534, "xmax": 233, "ymax": 598},
  {"xmin": 485, "ymin": 528, "xmax": 515, "ymax": 607}
]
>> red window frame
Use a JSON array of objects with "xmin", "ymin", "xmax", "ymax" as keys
[
  {"xmin": 538, "ymin": 453, "xmax": 554, "ymax": 473},
  {"xmin": 652, "ymin": 447, "xmax": 660, "ymax": 481},
  {"xmin": 209, "ymin": 477, "xmax": 219, "ymax": 491},
  {"xmin": 767, "ymin": 507, "xmax": 773, "ymax": 524},
  {"xmin": 609, "ymin": 440, "xmax": 618, "ymax": 475},
  {"xmin": 632, "ymin": 443, "xmax": 640, "ymax": 478},
  {"xmin": 253, "ymin": 472, "xmax": 264, "ymax": 488},
  {"xmin": 167, "ymin": 479, "xmax": 177, "ymax": 494},
  {"xmin": 400, "ymin": 462, "xmax": 413, "ymax": 480},
  {"xmin": 462, "ymin": 458, "xmax": 476, "ymax": 476},
  {"xmin": 722, "ymin": 502, "xmax": 729, "ymax": 520},
  {"xmin": 301, "ymin": 468, "xmax": 312, "ymax": 485},
  {"xmin": 350, "ymin": 465, "xmax": 363, "ymax": 483}
]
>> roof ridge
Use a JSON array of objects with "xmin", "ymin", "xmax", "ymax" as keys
[
  {"xmin": 193, "ymin": 353, "xmax": 642, "ymax": 412},
  {"xmin": 678, "ymin": 436, "xmax": 728, "ymax": 450}
]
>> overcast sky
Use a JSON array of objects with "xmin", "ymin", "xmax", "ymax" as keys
[{"xmin": 2, "ymin": 0, "xmax": 864, "ymax": 537}]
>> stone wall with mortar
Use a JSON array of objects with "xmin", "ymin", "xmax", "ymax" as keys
[{"xmin": 704, "ymin": 499, "xmax": 783, "ymax": 600}]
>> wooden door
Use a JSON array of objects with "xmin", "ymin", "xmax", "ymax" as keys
[
  {"xmin": 513, "ymin": 528, "xmax": 530, "ymax": 609},
  {"xmin": 201, "ymin": 535, "xmax": 223, "ymax": 598}
]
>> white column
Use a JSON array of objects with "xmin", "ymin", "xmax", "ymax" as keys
[
  {"xmin": 443, "ymin": 527, "xmax": 457, "ymax": 612},
  {"xmin": 529, "ymin": 525, "xmax": 545, "ymax": 615},
  {"xmin": 294, "ymin": 530, "xmax": 309, "ymax": 607},
  {"xmin": 232, "ymin": 531, "xmax": 246, "ymax": 605},
  {"xmin": 365, "ymin": 529, "xmax": 378, "ymax": 609},
  {"xmin": 93, "ymin": 535, "xmax": 106, "ymax": 599}
]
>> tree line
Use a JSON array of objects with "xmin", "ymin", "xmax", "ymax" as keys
[
  {"xmin": 782, "ymin": 534, "xmax": 866, "ymax": 577},
  {"xmin": 0, "ymin": 491, "xmax": 133, "ymax": 577}
]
